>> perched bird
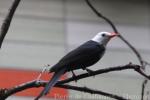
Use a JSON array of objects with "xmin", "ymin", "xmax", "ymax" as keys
[{"xmin": 35, "ymin": 31, "xmax": 117, "ymax": 100}]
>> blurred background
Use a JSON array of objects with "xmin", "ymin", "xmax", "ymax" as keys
[{"xmin": 0, "ymin": 0, "xmax": 149, "ymax": 100}]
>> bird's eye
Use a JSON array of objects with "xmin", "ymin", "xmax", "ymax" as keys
[{"xmin": 102, "ymin": 34, "xmax": 106, "ymax": 37}]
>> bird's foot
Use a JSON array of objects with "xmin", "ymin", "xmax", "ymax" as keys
[
  {"xmin": 85, "ymin": 68, "xmax": 94, "ymax": 75},
  {"xmin": 71, "ymin": 71, "xmax": 78, "ymax": 82},
  {"xmin": 36, "ymin": 64, "xmax": 50, "ymax": 82}
]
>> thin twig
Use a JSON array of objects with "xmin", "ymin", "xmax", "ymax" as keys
[
  {"xmin": 85, "ymin": 0, "xmax": 144, "ymax": 67},
  {"xmin": 0, "ymin": 0, "xmax": 21, "ymax": 48},
  {"xmin": 141, "ymin": 80, "xmax": 148, "ymax": 100},
  {"xmin": 56, "ymin": 84, "xmax": 130, "ymax": 100}
]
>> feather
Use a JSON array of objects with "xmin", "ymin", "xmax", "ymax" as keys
[{"xmin": 35, "ymin": 68, "xmax": 66, "ymax": 100}]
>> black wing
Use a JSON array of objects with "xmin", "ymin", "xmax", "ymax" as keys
[{"xmin": 50, "ymin": 40, "xmax": 105, "ymax": 72}]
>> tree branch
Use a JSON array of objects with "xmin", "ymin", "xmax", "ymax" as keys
[
  {"xmin": 57, "ymin": 64, "xmax": 150, "ymax": 85},
  {"xmin": 0, "ymin": 64, "xmax": 149, "ymax": 100},
  {"xmin": 0, "ymin": 80, "xmax": 129, "ymax": 100},
  {"xmin": 0, "ymin": 0, "xmax": 21, "ymax": 48}
]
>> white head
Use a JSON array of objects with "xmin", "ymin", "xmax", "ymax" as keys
[{"xmin": 91, "ymin": 31, "xmax": 117, "ymax": 46}]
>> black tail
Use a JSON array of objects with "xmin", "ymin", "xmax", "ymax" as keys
[{"xmin": 35, "ymin": 68, "xmax": 66, "ymax": 100}]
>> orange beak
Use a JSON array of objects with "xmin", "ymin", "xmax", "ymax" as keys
[{"xmin": 110, "ymin": 32, "xmax": 118, "ymax": 38}]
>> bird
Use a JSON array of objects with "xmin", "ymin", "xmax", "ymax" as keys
[{"xmin": 35, "ymin": 31, "xmax": 117, "ymax": 100}]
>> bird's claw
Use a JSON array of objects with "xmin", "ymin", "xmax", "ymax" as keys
[
  {"xmin": 71, "ymin": 71, "xmax": 78, "ymax": 82},
  {"xmin": 85, "ymin": 68, "xmax": 94, "ymax": 75}
]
